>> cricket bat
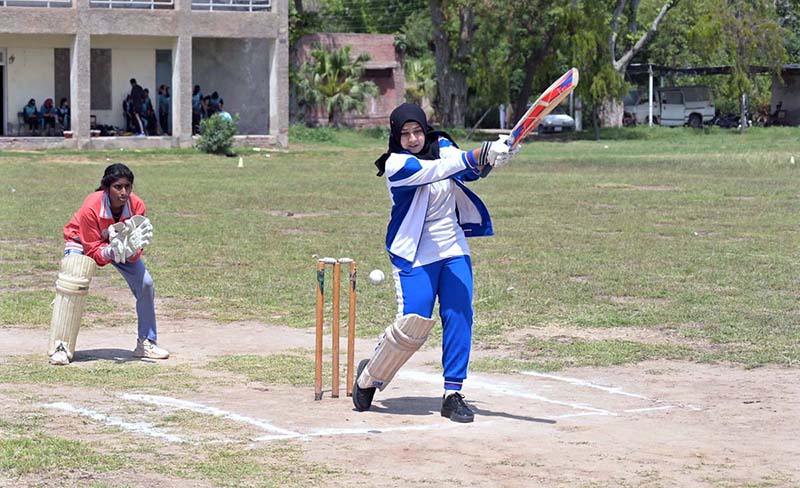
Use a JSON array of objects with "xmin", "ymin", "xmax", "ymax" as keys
[{"xmin": 507, "ymin": 67, "xmax": 579, "ymax": 149}]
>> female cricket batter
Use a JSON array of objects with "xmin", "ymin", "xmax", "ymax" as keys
[
  {"xmin": 48, "ymin": 163, "xmax": 168, "ymax": 365},
  {"xmin": 353, "ymin": 103, "xmax": 518, "ymax": 422}
]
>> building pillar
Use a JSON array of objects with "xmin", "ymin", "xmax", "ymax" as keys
[
  {"xmin": 172, "ymin": 0, "xmax": 193, "ymax": 148},
  {"xmin": 271, "ymin": 0, "xmax": 289, "ymax": 147},
  {"xmin": 71, "ymin": 0, "xmax": 91, "ymax": 148},
  {"xmin": 172, "ymin": 35, "xmax": 193, "ymax": 148}
]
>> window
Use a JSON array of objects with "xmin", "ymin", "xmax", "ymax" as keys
[{"xmin": 90, "ymin": 49, "xmax": 111, "ymax": 110}]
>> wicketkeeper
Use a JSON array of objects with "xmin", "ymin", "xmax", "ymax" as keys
[
  {"xmin": 48, "ymin": 163, "xmax": 168, "ymax": 365},
  {"xmin": 352, "ymin": 103, "xmax": 519, "ymax": 423}
]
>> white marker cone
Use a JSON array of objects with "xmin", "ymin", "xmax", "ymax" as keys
[{"xmin": 238, "ymin": 157, "xmax": 244, "ymax": 168}]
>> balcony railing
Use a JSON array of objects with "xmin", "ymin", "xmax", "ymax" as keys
[
  {"xmin": 90, "ymin": 0, "xmax": 173, "ymax": 8},
  {"xmin": 0, "ymin": 0, "xmax": 71, "ymax": 7},
  {"xmin": 192, "ymin": 0, "xmax": 269, "ymax": 11}
]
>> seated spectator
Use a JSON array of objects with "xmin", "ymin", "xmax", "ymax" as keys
[
  {"xmin": 209, "ymin": 91, "xmax": 221, "ymax": 114},
  {"xmin": 40, "ymin": 98, "xmax": 58, "ymax": 133},
  {"xmin": 200, "ymin": 95, "xmax": 212, "ymax": 121},
  {"xmin": 218, "ymin": 99, "xmax": 232, "ymax": 122},
  {"xmin": 57, "ymin": 98, "xmax": 71, "ymax": 131},
  {"xmin": 22, "ymin": 99, "xmax": 39, "ymax": 135}
]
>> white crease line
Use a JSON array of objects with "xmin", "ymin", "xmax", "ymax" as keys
[
  {"xmin": 624, "ymin": 406, "xmax": 675, "ymax": 413},
  {"xmin": 42, "ymin": 402, "xmax": 189, "ymax": 443},
  {"xmin": 398, "ymin": 370, "xmax": 616, "ymax": 416},
  {"xmin": 120, "ymin": 393, "xmax": 299, "ymax": 437},
  {"xmin": 520, "ymin": 371, "xmax": 650, "ymax": 399},
  {"xmin": 553, "ymin": 412, "xmax": 613, "ymax": 419},
  {"xmin": 521, "ymin": 371, "xmax": 703, "ymax": 411},
  {"xmin": 254, "ymin": 421, "xmax": 470, "ymax": 442}
]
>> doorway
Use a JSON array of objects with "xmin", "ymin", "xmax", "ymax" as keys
[
  {"xmin": 0, "ymin": 49, "xmax": 5, "ymax": 136},
  {"xmin": 155, "ymin": 49, "xmax": 172, "ymax": 135}
]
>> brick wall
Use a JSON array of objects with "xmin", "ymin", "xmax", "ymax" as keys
[{"xmin": 295, "ymin": 33, "xmax": 405, "ymax": 128}]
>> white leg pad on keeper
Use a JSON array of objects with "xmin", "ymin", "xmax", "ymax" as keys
[
  {"xmin": 357, "ymin": 313, "xmax": 436, "ymax": 391},
  {"xmin": 48, "ymin": 254, "xmax": 97, "ymax": 360}
]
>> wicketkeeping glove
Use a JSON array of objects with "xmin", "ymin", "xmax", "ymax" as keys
[
  {"xmin": 101, "ymin": 241, "xmax": 127, "ymax": 264},
  {"xmin": 125, "ymin": 215, "xmax": 154, "ymax": 253}
]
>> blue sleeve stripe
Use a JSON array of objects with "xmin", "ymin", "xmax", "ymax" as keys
[
  {"xmin": 388, "ymin": 157, "xmax": 423, "ymax": 182},
  {"xmin": 463, "ymin": 150, "xmax": 478, "ymax": 170}
]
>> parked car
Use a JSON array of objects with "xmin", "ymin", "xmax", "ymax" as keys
[
  {"xmin": 623, "ymin": 85, "xmax": 715, "ymax": 128},
  {"xmin": 536, "ymin": 106, "xmax": 576, "ymax": 134}
]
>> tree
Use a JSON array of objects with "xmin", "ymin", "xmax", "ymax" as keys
[
  {"xmin": 404, "ymin": 58, "xmax": 437, "ymax": 114},
  {"xmin": 429, "ymin": 0, "xmax": 476, "ymax": 127},
  {"xmin": 467, "ymin": 1, "xmax": 566, "ymax": 125},
  {"xmin": 690, "ymin": 0, "xmax": 788, "ymax": 132},
  {"xmin": 397, "ymin": 10, "xmax": 438, "ymax": 117},
  {"xmin": 777, "ymin": 0, "xmax": 800, "ymax": 60},
  {"xmin": 295, "ymin": 44, "xmax": 379, "ymax": 127},
  {"xmin": 566, "ymin": 2, "xmax": 630, "ymax": 137},
  {"xmin": 319, "ymin": 0, "xmax": 427, "ymax": 34},
  {"xmin": 600, "ymin": 0, "xmax": 682, "ymax": 127}
]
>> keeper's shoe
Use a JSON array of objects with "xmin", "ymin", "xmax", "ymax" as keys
[
  {"xmin": 352, "ymin": 358, "xmax": 376, "ymax": 412},
  {"xmin": 441, "ymin": 392, "xmax": 474, "ymax": 423},
  {"xmin": 49, "ymin": 342, "xmax": 70, "ymax": 366},
  {"xmin": 133, "ymin": 338, "xmax": 170, "ymax": 360}
]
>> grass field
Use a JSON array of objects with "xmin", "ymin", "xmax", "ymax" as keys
[
  {"xmin": 1, "ymin": 126, "xmax": 799, "ymax": 486},
  {"xmin": 3, "ymin": 126, "xmax": 798, "ymax": 367}
]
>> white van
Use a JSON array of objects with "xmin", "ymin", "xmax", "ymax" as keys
[{"xmin": 624, "ymin": 86, "xmax": 715, "ymax": 128}]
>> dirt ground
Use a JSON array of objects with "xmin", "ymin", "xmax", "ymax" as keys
[{"xmin": 1, "ymin": 308, "xmax": 799, "ymax": 487}]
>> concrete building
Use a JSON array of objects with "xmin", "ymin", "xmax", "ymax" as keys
[
  {"xmin": 0, "ymin": 0, "xmax": 288, "ymax": 149},
  {"xmin": 295, "ymin": 33, "xmax": 404, "ymax": 128}
]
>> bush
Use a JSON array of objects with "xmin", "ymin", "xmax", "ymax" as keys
[
  {"xmin": 197, "ymin": 114, "xmax": 238, "ymax": 155},
  {"xmin": 288, "ymin": 124, "xmax": 338, "ymax": 143},
  {"xmin": 361, "ymin": 126, "xmax": 390, "ymax": 140}
]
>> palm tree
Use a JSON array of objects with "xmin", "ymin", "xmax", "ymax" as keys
[
  {"xmin": 296, "ymin": 44, "xmax": 379, "ymax": 127},
  {"xmin": 404, "ymin": 57, "xmax": 437, "ymax": 117}
]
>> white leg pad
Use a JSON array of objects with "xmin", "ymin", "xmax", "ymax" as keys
[
  {"xmin": 357, "ymin": 313, "xmax": 436, "ymax": 391},
  {"xmin": 48, "ymin": 255, "xmax": 97, "ymax": 360}
]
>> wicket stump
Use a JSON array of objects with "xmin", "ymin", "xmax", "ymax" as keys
[{"xmin": 315, "ymin": 257, "xmax": 357, "ymax": 400}]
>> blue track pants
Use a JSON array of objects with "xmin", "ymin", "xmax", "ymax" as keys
[{"xmin": 392, "ymin": 255, "xmax": 473, "ymax": 391}]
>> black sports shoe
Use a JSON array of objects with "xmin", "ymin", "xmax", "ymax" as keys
[
  {"xmin": 441, "ymin": 392, "xmax": 474, "ymax": 423},
  {"xmin": 352, "ymin": 358, "xmax": 376, "ymax": 412}
]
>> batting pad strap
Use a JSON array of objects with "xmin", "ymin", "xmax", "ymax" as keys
[{"xmin": 357, "ymin": 313, "xmax": 436, "ymax": 391}]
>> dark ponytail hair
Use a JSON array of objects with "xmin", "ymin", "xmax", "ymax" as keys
[{"xmin": 96, "ymin": 163, "xmax": 134, "ymax": 191}]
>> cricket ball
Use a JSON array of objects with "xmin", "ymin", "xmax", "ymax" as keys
[{"xmin": 368, "ymin": 269, "xmax": 385, "ymax": 284}]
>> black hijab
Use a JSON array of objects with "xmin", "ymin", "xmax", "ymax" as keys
[{"xmin": 374, "ymin": 103, "xmax": 456, "ymax": 176}]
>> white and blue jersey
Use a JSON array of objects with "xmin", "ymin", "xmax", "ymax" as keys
[{"xmin": 384, "ymin": 136, "xmax": 493, "ymax": 272}]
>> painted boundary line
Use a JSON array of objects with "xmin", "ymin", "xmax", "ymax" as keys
[
  {"xmin": 42, "ymin": 402, "xmax": 190, "ymax": 444},
  {"xmin": 400, "ymin": 369, "xmax": 702, "ymax": 416},
  {"xmin": 41, "ymin": 368, "xmax": 701, "ymax": 444},
  {"xmin": 520, "ymin": 370, "xmax": 703, "ymax": 411},
  {"xmin": 398, "ymin": 370, "xmax": 616, "ymax": 417},
  {"xmin": 123, "ymin": 393, "xmax": 464, "ymax": 442}
]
